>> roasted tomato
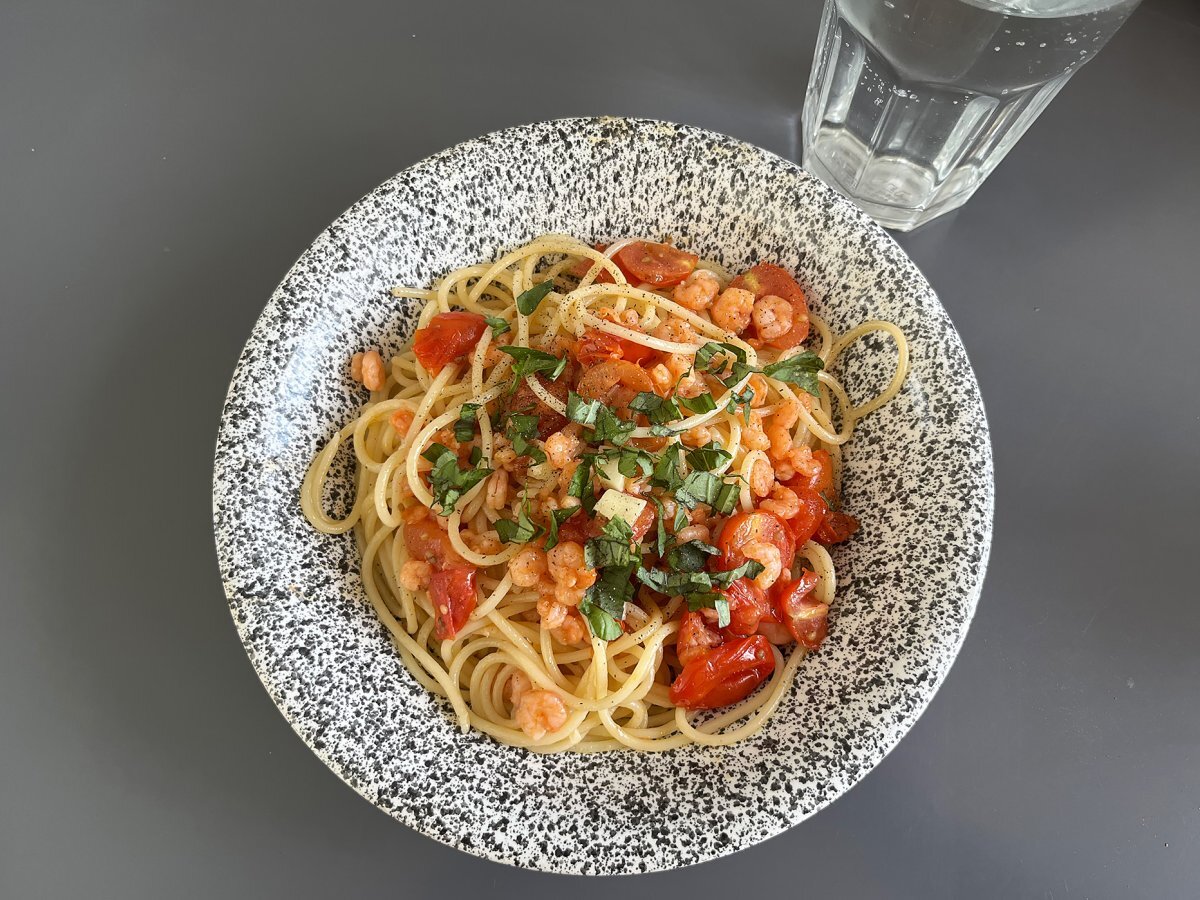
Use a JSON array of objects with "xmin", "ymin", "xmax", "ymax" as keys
[
  {"xmin": 669, "ymin": 635, "xmax": 776, "ymax": 710},
  {"xmin": 717, "ymin": 510, "xmax": 796, "ymax": 574},
  {"xmin": 412, "ymin": 311, "xmax": 488, "ymax": 374},
  {"xmin": 815, "ymin": 510, "xmax": 860, "ymax": 545},
  {"xmin": 428, "ymin": 566, "xmax": 478, "ymax": 640},
  {"xmin": 568, "ymin": 244, "xmax": 631, "ymax": 283},
  {"xmin": 614, "ymin": 241, "xmax": 698, "ymax": 287},
  {"xmin": 730, "ymin": 263, "xmax": 811, "ymax": 348},
  {"xmin": 576, "ymin": 327, "xmax": 658, "ymax": 367},
  {"xmin": 721, "ymin": 577, "xmax": 772, "ymax": 637},
  {"xmin": 505, "ymin": 371, "xmax": 570, "ymax": 439},
  {"xmin": 676, "ymin": 610, "xmax": 722, "ymax": 667},
  {"xmin": 774, "ymin": 570, "xmax": 828, "ymax": 649},
  {"xmin": 403, "ymin": 517, "xmax": 466, "ymax": 569},
  {"xmin": 780, "ymin": 486, "xmax": 830, "ymax": 547}
]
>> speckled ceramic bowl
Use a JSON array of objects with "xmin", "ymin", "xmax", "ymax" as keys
[{"xmin": 213, "ymin": 117, "xmax": 992, "ymax": 875}]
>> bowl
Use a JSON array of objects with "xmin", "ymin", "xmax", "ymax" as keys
[{"xmin": 212, "ymin": 116, "xmax": 993, "ymax": 874}]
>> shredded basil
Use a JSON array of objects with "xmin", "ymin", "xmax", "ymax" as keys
[
  {"xmin": 543, "ymin": 506, "xmax": 579, "ymax": 551},
  {"xmin": 762, "ymin": 351, "xmax": 824, "ymax": 398},
  {"xmin": 494, "ymin": 501, "xmax": 544, "ymax": 544},
  {"xmin": 516, "ymin": 280, "xmax": 555, "ymax": 317},
  {"xmin": 422, "ymin": 443, "xmax": 493, "ymax": 515},
  {"xmin": 685, "ymin": 442, "xmax": 732, "ymax": 472},
  {"xmin": 499, "ymin": 346, "xmax": 569, "ymax": 381},
  {"xmin": 455, "ymin": 403, "xmax": 480, "ymax": 443},
  {"xmin": 484, "ymin": 315, "xmax": 510, "ymax": 339}
]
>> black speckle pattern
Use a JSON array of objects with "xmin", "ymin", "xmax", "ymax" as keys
[{"xmin": 212, "ymin": 117, "xmax": 993, "ymax": 875}]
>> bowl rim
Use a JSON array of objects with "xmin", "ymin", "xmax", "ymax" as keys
[{"xmin": 212, "ymin": 115, "xmax": 994, "ymax": 874}]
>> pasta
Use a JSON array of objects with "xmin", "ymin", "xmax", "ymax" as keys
[{"xmin": 301, "ymin": 234, "xmax": 908, "ymax": 752}]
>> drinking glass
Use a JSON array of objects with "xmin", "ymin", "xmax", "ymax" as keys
[{"xmin": 802, "ymin": 0, "xmax": 1140, "ymax": 231}]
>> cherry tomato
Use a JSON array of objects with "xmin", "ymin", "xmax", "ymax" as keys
[
  {"xmin": 669, "ymin": 634, "xmax": 775, "ymax": 710},
  {"xmin": 428, "ymin": 566, "xmax": 478, "ymax": 640},
  {"xmin": 505, "ymin": 372, "xmax": 570, "ymax": 439},
  {"xmin": 717, "ymin": 510, "xmax": 796, "ymax": 574},
  {"xmin": 775, "ymin": 570, "xmax": 828, "ymax": 649},
  {"xmin": 412, "ymin": 311, "xmax": 488, "ymax": 374},
  {"xmin": 676, "ymin": 610, "xmax": 721, "ymax": 667},
  {"xmin": 403, "ymin": 518, "xmax": 466, "ymax": 569},
  {"xmin": 779, "ymin": 486, "xmax": 829, "ymax": 547},
  {"xmin": 721, "ymin": 578, "xmax": 772, "ymax": 637},
  {"xmin": 576, "ymin": 327, "xmax": 658, "ymax": 367},
  {"xmin": 730, "ymin": 263, "xmax": 811, "ymax": 348},
  {"xmin": 630, "ymin": 502, "xmax": 656, "ymax": 543},
  {"xmin": 816, "ymin": 510, "xmax": 860, "ymax": 545},
  {"xmin": 568, "ymin": 244, "xmax": 632, "ymax": 283},
  {"xmin": 614, "ymin": 241, "xmax": 698, "ymax": 287}
]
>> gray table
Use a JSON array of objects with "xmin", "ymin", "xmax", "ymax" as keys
[{"xmin": 3, "ymin": 1, "xmax": 1198, "ymax": 897}]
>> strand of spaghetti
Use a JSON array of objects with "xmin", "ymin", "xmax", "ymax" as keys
[
  {"xmin": 301, "ymin": 421, "xmax": 361, "ymax": 534},
  {"xmin": 828, "ymin": 319, "xmax": 911, "ymax": 418},
  {"xmin": 674, "ymin": 645, "xmax": 801, "ymax": 746}
]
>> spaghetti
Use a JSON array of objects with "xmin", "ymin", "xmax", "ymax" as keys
[{"xmin": 301, "ymin": 234, "xmax": 908, "ymax": 752}]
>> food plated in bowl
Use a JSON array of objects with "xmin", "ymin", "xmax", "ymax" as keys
[
  {"xmin": 301, "ymin": 234, "xmax": 909, "ymax": 752},
  {"xmin": 213, "ymin": 117, "xmax": 992, "ymax": 873}
]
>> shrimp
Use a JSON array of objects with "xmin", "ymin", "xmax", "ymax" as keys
[
  {"xmin": 537, "ymin": 597, "xmax": 570, "ymax": 630},
  {"xmin": 748, "ymin": 374, "xmax": 769, "ymax": 408},
  {"xmin": 546, "ymin": 541, "xmax": 595, "ymax": 605},
  {"xmin": 552, "ymin": 610, "xmax": 588, "ymax": 645},
  {"xmin": 675, "ymin": 524, "xmax": 711, "ymax": 544},
  {"xmin": 711, "ymin": 287, "xmax": 755, "ymax": 333},
  {"xmin": 544, "ymin": 425, "xmax": 584, "ymax": 468},
  {"xmin": 743, "ymin": 411, "xmax": 770, "ymax": 452},
  {"xmin": 749, "ymin": 456, "xmax": 774, "ymax": 498},
  {"xmin": 741, "ymin": 540, "xmax": 783, "ymax": 590},
  {"xmin": 576, "ymin": 359, "xmax": 654, "ymax": 409},
  {"xmin": 663, "ymin": 353, "xmax": 705, "ymax": 398},
  {"xmin": 760, "ymin": 485, "xmax": 801, "ymax": 520},
  {"xmin": 672, "ymin": 269, "xmax": 721, "ymax": 311},
  {"xmin": 651, "ymin": 315, "xmax": 696, "ymax": 345},
  {"xmin": 463, "ymin": 530, "xmax": 503, "ymax": 555},
  {"xmin": 752, "ymin": 294, "xmax": 795, "ymax": 341},
  {"xmin": 507, "ymin": 670, "xmax": 532, "ymax": 705},
  {"xmin": 508, "ymin": 546, "xmax": 547, "ymax": 587},
  {"xmin": 486, "ymin": 469, "xmax": 509, "ymax": 510},
  {"xmin": 360, "ymin": 349, "xmax": 386, "ymax": 391},
  {"xmin": 681, "ymin": 425, "xmax": 713, "ymax": 447},
  {"xmin": 514, "ymin": 689, "xmax": 569, "ymax": 740},
  {"xmin": 399, "ymin": 559, "xmax": 431, "ymax": 591},
  {"xmin": 390, "ymin": 408, "xmax": 415, "ymax": 435}
]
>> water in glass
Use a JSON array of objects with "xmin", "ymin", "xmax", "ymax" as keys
[{"xmin": 802, "ymin": 0, "xmax": 1139, "ymax": 230}]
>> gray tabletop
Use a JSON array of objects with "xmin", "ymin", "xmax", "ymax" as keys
[{"xmin": 3, "ymin": 1, "xmax": 1198, "ymax": 897}]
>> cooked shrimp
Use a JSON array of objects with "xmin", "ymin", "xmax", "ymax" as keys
[
  {"xmin": 672, "ymin": 269, "xmax": 721, "ymax": 311},
  {"xmin": 760, "ymin": 484, "xmax": 801, "ymax": 520},
  {"xmin": 390, "ymin": 408, "xmax": 415, "ymax": 435},
  {"xmin": 507, "ymin": 669, "xmax": 531, "ymax": 705},
  {"xmin": 741, "ymin": 539, "xmax": 783, "ymax": 590},
  {"xmin": 545, "ymin": 425, "xmax": 583, "ymax": 468},
  {"xmin": 361, "ymin": 349, "xmax": 386, "ymax": 391},
  {"xmin": 552, "ymin": 610, "xmax": 588, "ymax": 645},
  {"xmin": 463, "ymin": 530, "xmax": 503, "ymax": 555},
  {"xmin": 711, "ymin": 287, "xmax": 754, "ymax": 333},
  {"xmin": 349, "ymin": 352, "xmax": 365, "ymax": 383},
  {"xmin": 536, "ymin": 597, "xmax": 570, "ymax": 630},
  {"xmin": 652, "ymin": 315, "xmax": 696, "ymax": 345},
  {"xmin": 752, "ymin": 294, "xmax": 794, "ymax": 341},
  {"xmin": 486, "ymin": 469, "xmax": 509, "ymax": 510},
  {"xmin": 675, "ymin": 524, "xmax": 711, "ymax": 544},
  {"xmin": 508, "ymin": 546, "xmax": 547, "ymax": 587},
  {"xmin": 743, "ymin": 411, "xmax": 770, "ymax": 452},
  {"xmin": 681, "ymin": 425, "xmax": 713, "ymax": 447},
  {"xmin": 399, "ymin": 559, "xmax": 432, "ymax": 591},
  {"xmin": 514, "ymin": 689, "xmax": 568, "ymax": 740},
  {"xmin": 663, "ymin": 352, "xmax": 705, "ymax": 397},
  {"xmin": 546, "ymin": 540, "xmax": 595, "ymax": 605},
  {"xmin": 750, "ymin": 456, "xmax": 774, "ymax": 498}
]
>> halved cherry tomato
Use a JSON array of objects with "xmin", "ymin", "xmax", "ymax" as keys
[
  {"xmin": 412, "ymin": 311, "xmax": 488, "ymax": 374},
  {"xmin": 804, "ymin": 449, "xmax": 834, "ymax": 495},
  {"xmin": 630, "ymin": 502, "xmax": 656, "ymax": 543},
  {"xmin": 775, "ymin": 570, "xmax": 828, "ymax": 649},
  {"xmin": 614, "ymin": 241, "xmax": 698, "ymax": 288},
  {"xmin": 576, "ymin": 327, "xmax": 658, "ymax": 367},
  {"xmin": 676, "ymin": 610, "xmax": 721, "ymax": 667},
  {"xmin": 721, "ymin": 578, "xmax": 772, "ymax": 637},
  {"xmin": 428, "ymin": 566, "xmax": 478, "ymax": 640},
  {"xmin": 816, "ymin": 509, "xmax": 860, "ymax": 545},
  {"xmin": 568, "ymin": 244, "xmax": 632, "ymax": 284},
  {"xmin": 717, "ymin": 510, "xmax": 796, "ymax": 574},
  {"xmin": 403, "ymin": 518, "xmax": 466, "ymax": 569},
  {"xmin": 789, "ymin": 487, "xmax": 831, "ymax": 546},
  {"xmin": 504, "ymin": 371, "xmax": 570, "ymax": 439},
  {"xmin": 730, "ymin": 263, "xmax": 811, "ymax": 348},
  {"xmin": 669, "ymin": 634, "xmax": 775, "ymax": 710}
]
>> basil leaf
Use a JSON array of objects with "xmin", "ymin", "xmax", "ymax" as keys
[
  {"xmin": 695, "ymin": 341, "xmax": 747, "ymax": 374},
  {"xmin": 494, "ymin": 502, "xmax": 545, "ymax": 545},
  {"xmin": 649, "ymin": 496, "xmax": 668, "ymax": 557},
  {"xmin": 593, "ymin": 405, "xmax": 636, "ymax": 446},
  {"xmin": 685, "ymin": 442, "xmax": 732, "ymax": 472},
  {"xmin": 650, "ymin": 444, "xmax": 683, "ymax": 492},
  {"xmin": 423, "ymin": 444, "xmax": 493, "ymax": 515},
  {"xmin": 674, "ymin": 470, "xmax": 722, "ymax": 509},
  {"xmin": 612, "ymin": 447, "xmax": 655, "ymax": 478},
  {"xmin": 566, "ymin": 457, "xmax": 594, "ymax": 506},
  {"xmin": 635, "ymin": 566, "xmax": 714, "ymax": 598},
  {"xmin": 543, "ymin": 506, "xmax": 579, "ymax": 551},
  {"xmin": 468, "ymin": 445, "xmax": 483, "ymax": 466},
  {"xmin": 686, "ymin": 593, "xmax": 731, "ymax": 628},
  {"xmin": 566, "ymin": 391, "xmax": 603, "ymax": 427},
  {"xmin": 710, "ymin": 559, "xmax": 766, "ymax": 587},
  {"xmin": 628, "ymin": 391, "xmax": 682, "ymax": 427},
  {"xmin": 677, "ymin": 392, "xmax": 717, "ymax": 415},
  {"xmin": 712, "ymin": 479, "xmax": 741, "ymax": 515},
  {"xmin": 725, "ymin": 385, "xmax": 755, "ymax": 422},
  {"xmin": 516, "ymin": 280, "xmax": 555, "ymax": 317},
  {"xmin": 580, "ymin": 602, "xmax": 622, "ymax": 641},
  {"xmin": 584, "ymin": 517, "xmax": 635, "ymax": 569},
  {"xmin": 506, "ymin": 413, "xmax": 547, "ymax": 464},
  {"xmin": 673, "ymin": 505, "xmax": 689, "ymax": 533},
  {"xmin": 499, "ymin": 346, "xmax": 569, "ymax": 381},
  {"xmin": 649, "ymin": 423, "xmax": 680, "ymax": 437},
  {"xmin": 455, "ymin": 403, "xmax": 480, "ymax": 443},
  {"xmin": 666, "ymin": 539, "xmax": 719, "ymax": 573},
  {"xmin": 484, "ymin": 315, "xmax": 511, "ymax": 339},
  {"xmin": 762, "ymin": 351, "xmax": 824, "ymax": 398}
]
